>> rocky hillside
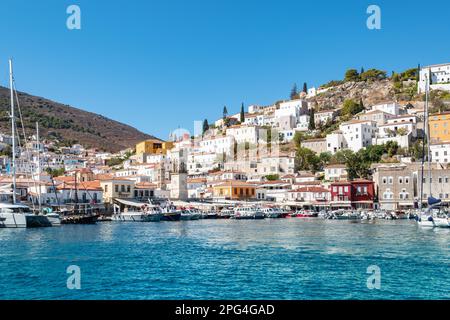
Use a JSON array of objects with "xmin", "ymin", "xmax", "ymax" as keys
[
  {"xmin": 0, "ymin": 86, "xmax": 157, "ymax": 152},
  {"xmin": 308, "ymin": 78, "xmax": 421, "ymax": 111}
]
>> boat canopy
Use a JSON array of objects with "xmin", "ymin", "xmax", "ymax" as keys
[
  {"xmin": 428, "ymin": 196, "xmax": 442, "ymax": 206},
  {"xmin": 114, "ymin": 198, "xmax": 154, "ymax": 208}
]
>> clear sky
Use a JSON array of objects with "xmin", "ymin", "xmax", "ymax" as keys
[{"xmin": 0, "ymin": 0, "xmax": 449, "ymax": 139}]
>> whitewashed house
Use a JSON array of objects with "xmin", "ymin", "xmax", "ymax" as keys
[
  {"xmin": 339, "ymin": 120, "xmax": 377, "ymax": 152},
  {"xmin": 418, "ymin": 63, "xmax": 450, "ymax": 94}
]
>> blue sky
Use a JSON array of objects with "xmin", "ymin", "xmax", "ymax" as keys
[{"xmin": 0, "ymin": 0, "xmax": 449, "ymax": 139}]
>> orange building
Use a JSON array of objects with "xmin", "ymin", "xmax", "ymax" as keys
[
  {"xmin": 213, "ymin": 181, "xmax": 256, "ymax": 200},
  {"xmin": 430, "ymin": 112, "xmax": 450, "ymax": 143}
]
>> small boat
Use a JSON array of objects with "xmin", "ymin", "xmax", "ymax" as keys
[
  {"xmin": 233, "ymin": 207, "xmax": 265, "ymax": 220},
  {"xmin": 294, "ymin": 210, "xmax": 317, "ymax": 218},
  {"xmin": 433, "ymin": 216, "xmax": 450, "ymax": 228},
  {"xmin": 160, "ymin": 206, "xmax": 182, "ymax": 221},
  {"xmin": 218, "ymin": 209, "xmax": 233, "ymax": 219},
  {"xmin": 180, "ymin": 209, "xmax": 202, "ymax": 221},
  {"xmin": 261, "ymin": 207, "xmax": 281, "ymax": 218},
  {"xmin": 203, "ymin": 211, "xmax": 218, "ymax": 219}
]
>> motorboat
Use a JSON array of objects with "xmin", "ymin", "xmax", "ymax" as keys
[
  {"xmin": 261, "ymin": 207, "xmax": 281, "ymax": 218},
  {"xmin": 218, "ymin": 209, "xmax": 233, "ymax": 219},
  {"xmin": 233, "ymin": 207, "xmax": 265, "ymax": 220}
]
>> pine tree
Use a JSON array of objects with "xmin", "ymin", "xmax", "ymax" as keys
[
  {"xmin": 290, "ymin": 83, "xmax": 298, "ymax": 100},
  {"xmin": 360, "ymin": 67, "xmax": 365, "ymax": 74},
  {"xmin": 309, "ymin": 108, "xmax": 315, "ymax": 131},
  {"xmin": 240, "ymin": 103, "xmax": 245, "ymax": 123},
  {"xmin": 303, "ymin": 82, "xmax": 308, "ymax": 93},
  {"xmin": 202, "ymin": 119, "xmax": 209, "ymax": 134}
]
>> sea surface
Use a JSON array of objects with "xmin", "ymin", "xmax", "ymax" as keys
[{"xmin": 0, "ymin": 219, "xmax": 448, "ymax": 300}]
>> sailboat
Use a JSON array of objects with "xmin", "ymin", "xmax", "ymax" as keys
[
  {"xmin": 0, "ymin": 59, "xmax": 52, "ymax": 228},
  {"xmin": 416, "ymin": 72, "xmax": 450, "ymax": 228}
]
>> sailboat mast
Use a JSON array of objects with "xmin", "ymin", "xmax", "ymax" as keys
[
  {"xmin": 9, "ymin": 59, "xmax": 16, "ymax": 204},
  {"xmin": 425, "ymin": 73, "xmax": 432, "ymax": 198},
  {"xmin": 36, "ymin": 122, "xmax": 42, "ymax": 212}
]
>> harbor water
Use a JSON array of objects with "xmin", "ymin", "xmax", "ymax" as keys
[{"xmin": 0, "ymin": 219, "xmax": 448, "ymax": 300}]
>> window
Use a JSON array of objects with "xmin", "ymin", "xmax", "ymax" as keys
[
  {"xmin": 399, "ymin": 177, "xmax": 403, "ymax": 184},
  {"xmin": 405, "ymin": 177, "xmax": 409, "ymax": 184},
  {"xmin": 115, "ymin": 185, "xmax": 119, "ymax": 193},
  {"xmin": 388, "ymin": 177, "xmax": 393, "ymax": 184},
  {"xmin": 439, "ymin": 177, "xmax": 443, "ymax": 183},
  {"xmin": 382, "ymin": 177, "xmax": 387, "ymax": 184}
]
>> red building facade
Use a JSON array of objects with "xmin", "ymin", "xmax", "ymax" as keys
[{"xmin": 330, "ymin": 179, "xmax": 375, "ymax": 209}]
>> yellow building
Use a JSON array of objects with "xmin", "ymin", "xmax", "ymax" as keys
[
  {"xmin": 135, "ymin": 139, "xmax": 174, "ymax": 155},
  {"xmin": 430, "ymin": 112, "xmax": 450, "ymax": 143},
  {"xmin": 213, "ymin": 181, "xmax": 256, "ymax": 200}
]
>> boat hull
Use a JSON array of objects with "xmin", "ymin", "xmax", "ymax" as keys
[
  {"xmin": 142, "ymin": 213, "xmax": 163, "ymax": 222},
  {"xmin": 434, "ymin": 217, "xmax": 450, "ymax": 228},
  {"xmin": 0, "ymin": 213, "xmax": 27, "ymax": 228},
  {"xmin": 25, "ymin": 215, "xmax": 52, "ymax": 228},
  {"xmin": 161, "ymin": 213, "xmax": 181, "ymax": 221},
  {"xmin": 61, "ymin": 215, "xmax": 98, "ymax": 225}
]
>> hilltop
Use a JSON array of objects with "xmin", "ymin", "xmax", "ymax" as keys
[{"xmin": 0, "ymin": 86, "xmax": 157, "ymax": 152}]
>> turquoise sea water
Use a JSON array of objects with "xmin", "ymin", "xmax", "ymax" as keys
[{"xmin": 0, "ymin": 219, "xmax": 448, "ymax": 300}]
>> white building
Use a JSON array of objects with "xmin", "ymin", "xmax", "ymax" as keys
[
  {"xmin": 431, "ymin": 142, "xmax": 450, "ymax": 163},
  {"xmin": 314, "ymin": 109, "xmax": 338, "ymax": 125},
  {"xmin": 199, "ymin": 135, "xmax": 234, "ymax": 155},
  {"xmin": 418, "ymin": 63, "xmax": 450, "ymax": 94},
  {"xmin": 358, "ymin": 109, "xmax": 396, "ymax": 126},
  {"xmin": 226, "ymin": 125, "xmax": 261, "ymax": 145},
  {"xmin": 371, "ymin": 102, "xmax": 403, "ymax": 116},
  {"xmin": 257, "ymin": 155, "xmax": 296, "ymax": 176},
  {"xmin": 324, "ymin": 164, "xmax": 347, "ymax": 181},
  {"xmin": 326, "ymin": 131, "xmax": 348, "ymax": 154},
  {"xmin": 339, "ymin": 120, "xmax": 377, "ymax": 152},
  {"xmin": 274, "ymin": 99, "xmax": 308, "ymax": 118},
  {"xmin": 187, "ymin": 152, "xmax": 218, "ymax": 175},
  {"xmin": 295, "ymin": 114, "xmax": 310, "ymax": 132}
]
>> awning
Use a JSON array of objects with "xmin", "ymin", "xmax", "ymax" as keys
[{"xmin": 114, "ymin": 198, "xmax": 152, "ymax": 208}]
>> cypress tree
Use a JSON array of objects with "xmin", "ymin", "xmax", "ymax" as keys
[
  {"xmin": 223, "ymin": 106, "xmax": 228, "ymax": 119},
  {"xmin": 309, "ymin": 108, "xmax": 316, "ymax": 131},
  {"xmin": 303, "ymin": 82, "xmax": 308, "ymax": 93},
  {"xmin": 202, "ymin": 119, "xmax": 209, "ymax": 134},
  {"xmin": 290, "ymin": 83, "xmax": 298, "ymax": 100},
  {"xmin": 240, "ymin": 103, "xmax": 245, "ymax": 123}
]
